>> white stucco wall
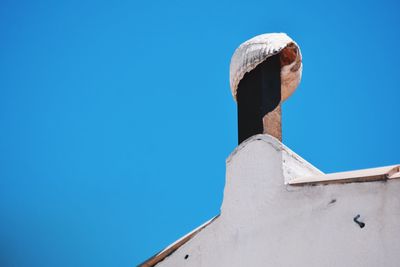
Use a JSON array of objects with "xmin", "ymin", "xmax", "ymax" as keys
[{"xmin": 156, "ymin": 135, "xmax": 400, "ymax": 267}]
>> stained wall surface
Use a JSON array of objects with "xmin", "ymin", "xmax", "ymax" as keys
[{"xmin": 156, "ymin": 135, "xmax": 400, "ymax": 267}]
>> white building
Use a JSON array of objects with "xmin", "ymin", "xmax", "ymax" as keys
[{"xmin": 139, "ymin": 33, "xmax": 400, "ymax": 267}]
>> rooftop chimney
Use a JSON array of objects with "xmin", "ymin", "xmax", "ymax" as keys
[{"xmin": 230, "ymin": 33, "xmax": 302, "ymax": 144}]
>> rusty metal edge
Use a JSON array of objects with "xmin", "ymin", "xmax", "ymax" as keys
[{"xmin": 138, "ymin": 215, "xmax": 220, "ymax": 267}]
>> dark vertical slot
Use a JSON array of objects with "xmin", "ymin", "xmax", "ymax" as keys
[{"xmin": 237, "ymin": 54, "xmax": 281, "ymax": 144}]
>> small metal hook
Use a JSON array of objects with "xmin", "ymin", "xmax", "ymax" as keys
[{"xmin": 353, "ymin": 214, "xmax": 365, "ymax": 228}]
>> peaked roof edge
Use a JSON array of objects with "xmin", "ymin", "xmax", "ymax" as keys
[{"xmin": 138, "ymin": 215, "xmax": 219, "ymax": 267}]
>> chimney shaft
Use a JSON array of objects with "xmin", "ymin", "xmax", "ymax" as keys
[{"xmin": 230, "ymin": 33, "xmax": 302, "ymax": 145}]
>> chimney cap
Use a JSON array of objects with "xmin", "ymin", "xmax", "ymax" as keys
[{"xmin": 230, "ymin": 33, "xmax": 302, "ymax": 101}]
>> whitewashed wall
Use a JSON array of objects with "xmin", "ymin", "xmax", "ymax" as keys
[{"xmin": 156, "ymin": 135, "xmax": 400, "ymax": 267}]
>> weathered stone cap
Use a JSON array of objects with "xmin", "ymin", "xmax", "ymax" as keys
[{"xmin": 229, "ymin": 33, "xmax": 302, "ymax": 101}]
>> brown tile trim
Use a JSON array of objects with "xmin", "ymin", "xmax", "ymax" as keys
[
  {"xmin": 288, "ymin": 165, "xmax": 400, "ymax": 186},
  {"xmin": 138, "ymin": 215, "xmax": 219, "ymax": 267}
]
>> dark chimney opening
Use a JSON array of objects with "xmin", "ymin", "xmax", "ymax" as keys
[{"xmin": 237, "ymin": 54, "xmax": 281, "ymax": 144}]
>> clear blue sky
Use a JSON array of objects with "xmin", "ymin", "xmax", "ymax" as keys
[{"xmin": 0, "ymin": 0, "xmax": 399, "ymax": 266}]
